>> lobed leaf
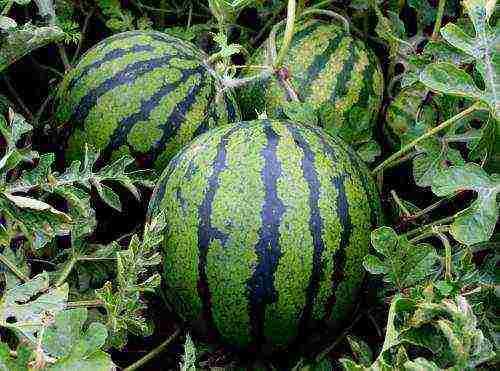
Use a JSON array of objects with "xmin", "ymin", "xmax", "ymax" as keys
[{"xmin": 431, "ymin": 163, "xmax": 500, "ymax": 245}]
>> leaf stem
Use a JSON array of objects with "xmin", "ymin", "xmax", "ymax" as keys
[
  {"xmin": 372, "ymin": 103, "xmax": 481, "ymax": 175},
  {"xmin": 123, "ymin": 327, "xmax": 181, "ymax": 371},
  {"xmin": 435, "ymin": 230, "xmax": 452, "ymax": 279},
  {"xmin": 66, "ymin": 299, "xmax": 103, "ymax": 308},
  {"xmin": 431, "ymin": 0, "xmax": 446, "ymax": 40},
  {"xmin": 406, "ymin": 192, "xmax": 461, "ymax": 221},
  {"xmin": 299, "ymin": 9, "xmax": 350, "ymax": 32},
  {"xmin": 1, "ymin": 1, "xmax": 13, "ymax": 16},
  {"xmin": 0, "ymin": 254, "xmax": 29, "ymax": 283},
  {"xmin": 57, "ymin": 44, "xmax": 71, "ymax": 72},
  {"xmin": 406, "ymin": 217, "xmax": 454, "ymax": 240},
  {"xmin": 274, "ymin": 0, "xmax": 297, "ymax": 69}
]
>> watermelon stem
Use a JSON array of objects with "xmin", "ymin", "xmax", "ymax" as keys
[
  {"xmin": 299, "ymin": 9, "xmax": 350, "ymax": 33},
  {"xmin": 123, "ymin": 327, "xmax": 181, "ymax": 371},
  {"xmin": 274, "ymin": 0, "xmax": 297, "ymax": 68},
  {"xmin": 431, "ymin": 0, "xmax": 447, "ymax": 40},
  {"xmin": 372, "ymin": 102, "xmax": 482, "ymax": 175}
]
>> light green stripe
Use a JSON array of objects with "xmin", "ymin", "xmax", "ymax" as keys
[
  {"xmin": 159, "ymin": 127, "xmax": 228, "ymax": 322},
  {"xmin": 207, "ymin": 123, "xmax": 266, "ymax": 347}
]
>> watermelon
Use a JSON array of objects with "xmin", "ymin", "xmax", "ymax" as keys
[
  {"xmin": 147, "ymin": 119, "xmax": 382, "ymax": 351},
  {"xmin": 384, "ymin": 84, "xmax": 437, "ymax": 148},
  {"xmin": 55, "ymin": 31, "xmax": 239, "ymax": 171},
  {"xmin": 238, "ymin": 21, "xmax": 384, "ymax": 146}
]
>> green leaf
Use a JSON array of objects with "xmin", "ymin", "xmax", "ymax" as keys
[
  {"xmin": 404, "ymin": 358, "xmax": 441, "ymax": 370},
  {"xmin": 42, "ymin": 308, "xmax": 114, "ymax": 370},
  {"xmin": 364, "ymin": 227, "xmax": 439, "ymax": 290},
  {"xmin": 94, "ymin": 183, "xmax": 122, "ymax": 212},
  {"xmin": 346, "ymin": 336, "xmax": 373, "ymax": 366},
  {"xmin": 1, "ymin": 246, "xmax": 30, "ymax": 290},
  {"xmin": 0, "ymin": 342, "xmax": 31, "ymax": 371},
  {"xmin": 440, "ymin": 23, "xmax": 479, "ymax": 58},
  {"xmin": 420, "ymin": 62, "xmax": 484, "ymax": 101},
  {"xmin": 430, "ymin": 163, "xmax": 500, "ymax": 245},
  {"xmin": 3, "ymin": 194, "xmax": 71, "ymax": 221},
  {"xmin": 0, "ymin": 272, "xmax": 68, "ymax": 343},
  {"xmin": 180, "ymin": 334, "xmax": 197, "ymax": 371},
  {"xmin": 0, "ymin": 24, "xmax": 64, "ymax": 73},
  {"xmin": 412, "ymin": 139, "xmax": 465, "ymax": 188},
  {"xmin": 356, "ymin": 140, "xmax": 381, "ymax": 164},
  {"xmin": 420, "ymin": 0, "xmax": 498, "ymax": 117},
  {"xmin": 0, "ymin": 16, "xmax": 17, "ymax": 30}
]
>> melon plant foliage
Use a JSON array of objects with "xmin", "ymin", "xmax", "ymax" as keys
[{"xmin": 0, "ymin": 0, "xmax": 498, "ymax": 370}]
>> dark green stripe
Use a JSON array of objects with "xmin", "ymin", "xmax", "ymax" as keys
[
  {"xmin": 97, "ymin": 65, "xmax": 205, "ymax": 167},
  {"xmin": 197, "ymin": 126, "xmax": 241, "ymax": 340},
  {"xmin": 247, "ymin": 121, "xmax": 285, "ymax": 346},
  {"xmin": 288, "ymin": 21, "xmax": 323, "ymax": 49},
  {"xmin": 67, "ymin": 44, "xmax": 155, "ymax": 91},
  {"xmin": 352, "ymin": 46, "xmax": 376, "ymax": 120},
  {"xmin": 71, "ymin": 54, "xmax": 184, "ymax": 125},
  {"xmin": 328, "ymin": 40, "xmax": 357, "ymax": 103},
  {"xmin": 325, "ymin": 172, "xmax": 352, "ymax": 319},
  {"xmin": 303, "ymin": 32, "xmax": 348, "ymax": 98}
]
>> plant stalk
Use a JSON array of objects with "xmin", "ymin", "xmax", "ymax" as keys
[
  {"xmin": 55, "ymin": 252, "xmax": 78, "ymax": 287},
  {"xmin": 406, "ymin": 216, "xmax": 455, "ymax": 240},
  {"xmin": 274, "ymin": 0, "xmax": 297, "ymax": 68},
  {"xmin": 1, "ymin": 1, "xmax": 13, "ymax": 16},
  {"xmin": 123, "ymin": 327, "xmax": 181, "ymax": 371},
  {"xmin": 66, "ymin": 299, "xmax": 103, "ymax": 308},
  {"xmin": 372, "ymin": 103, "xmax": 481, "ymax": 175},
  {"xmin": 435, "ymin": 230, "xmax": 452, "ymax": 279},
  {"xmin": 57, "ymin": 44, "xmax": 71, "ymax": 72},
  {"xmin": 432, "ymin": 0, "xmax": 446, "ymax": 40},
  {"xmin": 0, "ymin": 254, "xmax": 29, "ymax": 283}
]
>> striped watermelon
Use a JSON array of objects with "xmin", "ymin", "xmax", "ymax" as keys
[
  {"xmin": 385, "ymin": 84, "xmax": 437, "ymax": 148},
  {"xmin": 55, "ymin": 31, "xmax": 239, "ymax": 171},
  {"xmin": 147, "ymin": 119, "xmax": 382, "ymax": 351},
  {"xmin": 238, "ymin": 20, "xmax": 384, "ymax": 146}
]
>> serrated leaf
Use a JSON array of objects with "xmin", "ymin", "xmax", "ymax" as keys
[
  {"xmin": 0, "ymin": 24, "xmax": 64, "ymax": 72},
  {"xmin": 3, "ymin": 194, "xmax": 71, "ymax": 221},
  {"xmin": 1, "ymin": 246, "xmax": 30, "ymax": 290},
  {"xmin": 0, "ymin": 16, "xmax": 17, "ymax": 30},
  {"xmin": 364, "ymin": 227, "xmax": 439, "ymax": 290},
  {"xmin": 412, "ymin": 141, "xmax": 465, "ymax": 188},
  {"xmin": 440, "ymin": 23, "xmax": 480, "ymax": 58},
  {"xmin": 356, "ymin": 140, "xmax": 381, "ymax": 164},
  {"xmin": 0, "ymin": 342, "xmax": 32, "ymax": 371},
  {"xmin": 0, "ymin": 272, "xmax": 68, "ymax": 343},
  {"xmin": 180, "ymin": 334, "xmax": 196, "ymax": 371},
  {"xmin": 94, "ymin": 183, "xmax": 121, "ymax": 212},
  {"xmin": 420, "ymin": 62, "xmax": 484, "ymax": 101},
  {"xmin": 420, "ymin": 0, "xmax": 499, "ymax": 117},
  {"xmin": 431, "ymin": 163, "xmax": 500, "ymax": 245},
  {"xmin": 404, "ymin": 358, "xmax": 441, "ymax": 370},
  {"xmin": 346, "ymin": 336, "xmax": 373, "ymax": 366}
]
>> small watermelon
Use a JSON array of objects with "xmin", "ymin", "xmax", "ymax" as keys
[
  {"xmin": 56, "ymin": 31, "xmax": 239, "ymax": 171},
  {"xmin": 147, "ymin": 119, "xmax": 382, "ymax": 351},
  {"xmin": 384, "ymin": 84, "xmax": 437, "ymax": 148},
  {"xmin": 238, "ymin": 21, "xmax": 384, "ymax": 146}
]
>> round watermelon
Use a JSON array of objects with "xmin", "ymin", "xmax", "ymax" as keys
[
  {"xmin": 55, "ymin": 31, "xmax": 239, "ymax": 171},
  {"xmin": 238, "ymin": 21, "xmax": 384, "ymax": 146},
  {"xmin": 147, "ymin": 119, "xmax": 382, "ymax": 351}
]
